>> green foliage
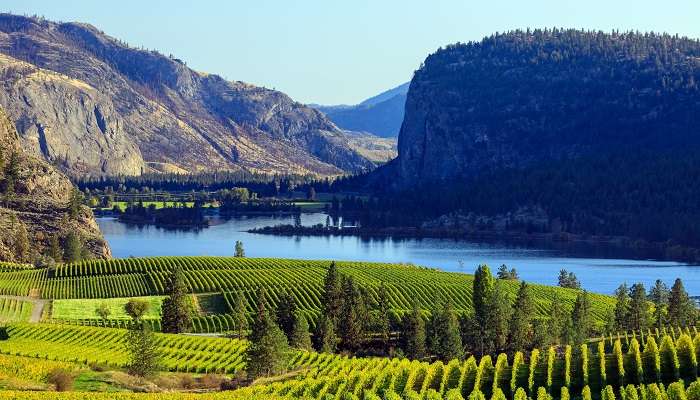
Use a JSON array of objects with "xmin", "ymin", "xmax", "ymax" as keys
[
  {"xmin": 676, "ymin": 334, "xmax": 698, "ymax": 379},
  {"xmin": 316, "ymin": 314, "xmax": 337, "ymax": 354},
  {"xmin": 528, "ymin": 349, "xmax": 540, "ymax": 394},
  {"xmin": 160, "ymin": 264, "xmax": 192, "ymax": 334},
  {"xmin": 599, "ymin": 341, "xmax": 608, "ymax": 386},
  {"xmin": 402, "ymin": 299, "xmax": 426, "ymax": 360},
  {"xmin": 669, "ymin": 279, "xmax": 696, "ymax": 327},
  {"xmin": 508, "ymin": 281, "xmax": 534, "ymax": 351},
  {"xmin": 245, "ymin": 290, "xmax": 290, "ymax": 378},
  {"xmin": 231, "ymin": 290, "xmax": 249, "ymax": 339},
  {"xmin": 234, "ymin": 240, "xmax": 245, "ymax": 257},
  {"xmin": 429, "ymin": 300, "xmax": 463, "ymax": 362},
  {"xmin": 582, "ymin": 385, "xmax": 592, "ymax": 400},
  {"xmin": 514, "ymin": 387, "xmax": 528, "ymax": 400},
  {"xmin": 126, "ymin": 322, "xmax": 160, "ymax": 377},
  {"xmin": 614, "ymin": 339, "xmax": 626, "ymax": 387},
  {"xmin": 276, "ymin": 293, "xmax": 297, "ymax": 341},
  {"xmin": 124, "ymin": 299, "xmax": 150, "ymax": 321},
  {"xmin": 643, "ymin": 337, "xmax": 662, "ymax": 383},
  {"xmin": 580, "ymin": 344, "xmax": 589, "ymax": 387},
  {"xmin": 572, "ymin": 291, "xmax": 593, "ymax": 345},
  {"xmin": 561, "ymin": 386, "xmax": 570, "ymax": 400},
  {"xmin": 659, "ymin": 335, "xmax": 680, "ymax": 382},
  {"xmin": 290, "ymin": 314, "xmax": 312, "ymax": 351},
  {"xmin": 687, "ymin": 380, "xmax": 700, "ymax": 400},
  {"xmin": 602, "ymin": 385, "xmax": 617, "ymax": 400},
  {"xmin": 628, "ymin": 338, "xmax": 644, "ymax": 385},
  {"xmin": 668, "ymin": 382, "xmax": 688, "ymax": 400},
  {"xmin": 62, "ymin": 232, "xmax": 83, "ymax": 264}
]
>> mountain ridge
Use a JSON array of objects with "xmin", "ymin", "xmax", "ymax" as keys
[{"xmin": 0, "ymin": 13, "xmax": 377, "ymax": 177}]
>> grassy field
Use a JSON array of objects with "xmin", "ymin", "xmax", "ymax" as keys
[{"xmin": 51, "ymin": 296, "xmax": 165, "ymax": 320}]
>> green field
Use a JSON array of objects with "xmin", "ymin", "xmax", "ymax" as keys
[
  {"xmin": 0, "ymin": 257, "xmax": 615, "ymax": 328},
  {"xmin": 0, "ymin": 298, "xmax": 32, "ymax": 323},
  {"xmin": 52, "ymin": 296, "xmax": 166, "ymax": 320}
]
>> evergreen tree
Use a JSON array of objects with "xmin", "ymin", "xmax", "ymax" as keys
[
  {"xmin": 276, "ymin": 293, "xmax": 297, "ymax": 341},
  {"xmin": 290, "ymin": 314, "xmax": 312, "ymax": 351},
  {"xmin": 571, "ymin": 291, "xmax": 592, "ymax": 345},
  {"xmin": 402, "ymin": 299, "xmax": 427, "ymax": 360},
  {"xmin": 628, "ymin": 283, "xmax": 650, "ymax": 331},
  {"xmin": 234, "ymin": 240, "xmax": 245, "ymax": 257},
  {"xmin": 338, "ymin": 277, "xmax": 366, "ymax": 351},
  {"xmin": 63, "ymin": 232, "xmax": 83, "ymax": 263},
  {"xmin": 160, "ymin": 265, "xmax": 193, "ymax": 334},
  {"xmin": 68, "ymin": 188, "xmax": 83, "ymax": 219},
  {"xmin": 245, "ymin": 290, "xmax": 290, "ymax": 378},
  {"xmin": 321, "ymin": 262, "xmax": 342, "ymax": 324},
  {"xmin": 669, "ymin": 278, "xmax": 696, "ymax": 327},
  {"xmin": 613, "ymin": 283, "xmax": 630, "ymax": 331},
  {"xmin": 376, "ymin": 282, "xmax": 391, "ymax": 351},
  {"xmin": 472, "ymin": 264, "xmax": 495, "ymax": 355},
  {"xmin": 508, "ymin": 281, "xmax": 534, "ymax": 351},
  {"xmin": 548, "ymin": 294, "xmax": 568, "ymax": 345},
  {"xmin": 497, "ymin": 264, "xmax": 519, "ymax": 280},
  {"xmin": 490, "ymin": 280, "xmax": 512, "ymax": 351},
  {"xmin": 13, "ymin": 222, "xmax": 29, "ymax": 263},
  {"xmin": 650, "ymin": 279, "xmax": 669, "ymax": 330},
  {"xmin": 126, "ymin": 322, "xmax": 160, "ymax": 377},
  {"xmin": 231, "ymin": 290, "xmax": 249, "ymax": 339},
  {"xmin": 49, "ymin": 234, "xmax": 62, "ymax": 263},
  {"xmin": 558, "ymin": 269, "xmax": 581, "ymax": 289},
  {"xmin": 430, "ymin": 300, "xmax": 463, "ymax": 361},
  {"xmin": 315, "ymin": 313, "xmax": 337, "ymax": 353}
]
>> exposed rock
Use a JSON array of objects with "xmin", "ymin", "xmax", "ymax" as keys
[
  {"xmin": 0, "ymin": 106, "xmax": 110, "ymax": 262},
  {"xmin": 0, "ymin": 14, "xmax": 375, "ymax": 177}
]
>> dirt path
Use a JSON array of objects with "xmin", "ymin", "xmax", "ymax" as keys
[{"xmin": 0, "ymin": 295, "xmax": 48, "ymax": 323}]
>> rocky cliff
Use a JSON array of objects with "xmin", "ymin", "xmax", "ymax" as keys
[
  {"xmin": 0, "ymin": 14, "xmax": 375, "ymax": 177},
  {"xmin": 0, "ymin": 106, "xmax": 110, "ymax": 262},
  {"xmin": 390, "ymin": 29, "xmax": 700, "ymax": 187}
]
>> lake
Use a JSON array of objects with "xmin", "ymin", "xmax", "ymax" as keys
[{"xmin": 98, "ymin": 213, "xmax": 700, "ymax": 296}]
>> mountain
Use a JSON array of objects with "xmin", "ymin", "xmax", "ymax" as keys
[
  {"xmin": 0, "ymin": 14, "xmax": 376, "ymax": 177},
  {"xmin": 0, "ymin": 105, "xmax": 109, "ymax": 262},
  {"xmin": 314, "ymin": 82, "xmax": 408, "ymax": 138},
  {"xmin": 369, "ymin": 29, "xmax": 700, "ymax": 253}
]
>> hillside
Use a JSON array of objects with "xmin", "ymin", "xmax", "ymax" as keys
[
  {"xmin": 0, "ymin": 106, "xmax": 109, "ymax": 262},
  {"xmin": 367, "ymin": 29, "xmax": 700, "ymax": 254},
  {"xmin": 314, "ymin": 82, "xmax": 408, "ymax": 138},
  {"xmin": 0, "ymin": 14, "xmax": 377, "ymax": 177}
]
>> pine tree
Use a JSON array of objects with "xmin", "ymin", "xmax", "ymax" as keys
[
  {"xmin": 234, "ymin": 240, "xmax": 245, "ymax": 257},
  {"xmin": 650, "ymin": 280, "xmax": 669, "ymax": 330},
  {"xmin": 231, "ymin": 290, "xmax": 249, "ymax": 339},
  {"xmin": 315, "ymin": 313, "xmax": 337, "ymax": 353},
  {"xmin": 290, "ymin": 314, "xmax": 312, "ymax": 351},
  {"xmin": 68, "ymin": 188, "xmax": 83, "ymax": 219},
  {"xmin": 490, "ymin": 280, "xmax": 512, "ymax": 352},
  {"xmin": 376, "ymin": 282, "xmax": 391, "ymax": 351},
  {"xmin": 613, "ymin": 283, "xmax": 630, "ymax": 331},
  {"xmin": 160, "ymin": 264, "xmax": 193, "ymax": 334},
  {"xmin": 49, "ymin": 234, "xmax": 62, "ymax": 263},
  {"xmin": 431, "ymin": 300, "xmax": 463, "ymax": 361},
  {"xmin": 126, "ymin": 322, "xmax": 160, "ymax": 377},
  {"xmin": 508, "ymin": 281, "xmax": 534, "ymax": 351},
  {"xmin": 338, "ymin": 277, "xmax": 365, "ymax": 351},
  {"xmin": 628, "ymin": 283, "xmax": 650, "ymax": 331},
  {"xmin": 402, "ymin": 299, "xmax": 427, "ymax": 360},
  {"xmin": 473, "ymin": 264, "xmax": 495, "ymax": 355},
  {"xmin": 245, "ymin": 290, "xmax": 290, "ymax": 378},
  {"xmin": 321, "ymin": 262, "xmax": 342, "ymax": 324},
  {"xmin": 571, "ymin": 291, "xmax": 592, "ymax": 345},
  {"xmin": 13, "ymin": 222, "xmax": 29, "ymax": 263},
  {"xmin": 276, "ymin": 293, "xmax": 297, "ymax": 341},
  {"xmin": 669, "ymin": 278, "xmax": 696, "ymax": 327},
  {"xmin": 548, "ymin": 294, "xmax": 568, "ymax": 345},
  {"xmin": 63, "ymin": 232, "xmax": 83, "ymax": 263}
]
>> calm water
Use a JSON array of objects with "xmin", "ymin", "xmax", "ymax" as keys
[{"xmin": 98, "ymin": 214, "xmax": 700, "ymax": 296}]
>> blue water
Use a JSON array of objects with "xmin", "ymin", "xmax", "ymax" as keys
[{"xmin": 98, "ymin": 214, "xmax": 700, "ymax": 296}]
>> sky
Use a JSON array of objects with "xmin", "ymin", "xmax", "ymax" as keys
[{"xmin": 3, "ymin": 0, "xmax": 700, "ymax": 105}]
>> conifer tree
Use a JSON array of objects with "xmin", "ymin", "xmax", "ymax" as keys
[
  {"xmin": 490, "ymin": 280, "xmax": 512, "ymax": 351},
  {"xmin": 161, "ymin": 264, "xmax": 192, "ymax": 334},
  {"xmin": 628, "ymin": 283, "xmax": 650, "ymax": 331},
  {"xmin": 402, "ymin": 299, "xmax": 427, "ymax": 360},
  {"xmin": 613, "ymin": 283, "xmax": 630, "ymax": 331},
  {"xmin": 669, "ymin": 278, "xmax": 696, "ymax": 327},
  {"xmin": 321, "ymin": 262, "xmax": 342, "ymax": 324},
  {"xmin": 315, "ymin": 313, "xmax": 337, "ymax": 353},
  {"xmin": 49, "ymin": 234, "xmax": 62, "ymax": 263},
  {"xmin": 13, "ymin": 222, "xmax": 29, "ymax": 263},
  {"xmin": 430, "ymin": 300, "xmax": 463, "ymax": 361},
  {"xmin": 548, "ymin": 294, "xmax": 568, "ymax": 345},
  {"xmin": 234, "ymin": 240, "xmax": 245, "ymax": 257},
  {"xmin": 245, "ymin": 290, "xmax": 290, "ymax": 378},
  {"xmin": 508, "ymin": 281, "xmax": 534, "ymax": 351},
  {"xmin": 338, "ymin": 277, "xmax": 366, "ymax": 351},
  {"xmin": 473, "ymin": 264, "xmax": 495, "ymax": 355},
  {"xmin": 63, "ymin": 232, "xmax": 83, "ymax": 263},
  {"xmin": 276, "ymin": 293, "xmax": 297, "ymax": 341},
  {"xmin": 290, "ymin": 314, "xmax": 312, "ymax": 351},
  {"xmin": 571, "ymin": 291, "xmax": 592, "ymax": 345},
  {"xmin": 376, "ymin": 282, "xmax": 391, "ymax": 351},
  {"xmin": 231, "ymin": 290, "xmax": 249, "ymax": 339},
  {"xmin": 650, "ymin": 280, "xmax": 669, "ymax": 330}
]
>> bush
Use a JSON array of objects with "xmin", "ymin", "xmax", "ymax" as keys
[
  {"xmin": 644, "ymin": 337, "xmax": 661, "ymax": 383},
  {"xmin": 582, "ymin": 385, "xmax": 592, "ymax": 400},
  {"xmin": 561, "ymin": 386, "xmax": 570, "ymax": 400},
  {"xmin": 676, "ymin": 334, "xmax": 697, "ymax": 379},
  {"xmin": 199, "ymin": 374, "xmax": 225, "ymax": 389},
  {"xmin": 687, "ymin": 380, "xmax": 700, "ymax": 400},
  {"xmin": 602, "ymin": 385, "xmax": 616, "ymax": 400},
  {"xmin": 537, "ymin": 386, "xmax": 550, "ymax": 400},
  {"xmin": 667, "ymin": 381, "xmax": 687, "ymax": 400},
  {"xmin": 514, "ymin": 387, "xmax": 528, "ymax": 400},
  {"xmin": 625, "ymin": 384, "xmax": 639, "ymax": 400},
  {"xmin": 627, "ymin": 339, "xmax": 643, "ymax": 385},
  {"xmin": 659, "ymin": 335, "xmax": 680, "ymax": 382},
  {"xmin": 46, "ymin": 368, "xmax": 75, "ymax": 392},
  {"xmin": 179, "ymin": 375, "xmax": 195, "ymax": 389}
]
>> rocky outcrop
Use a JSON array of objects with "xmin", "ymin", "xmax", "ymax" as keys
[
  {"xmin": 389, "ymin": 29, "xmax": 700, "ymax": 188},
  {"xmin": 0, "ymin": 14, "xmax": 375, "ymax": 177},
  {"xmin": 0, "ymin": 106, "xmax": 110, "ymax": 262}
]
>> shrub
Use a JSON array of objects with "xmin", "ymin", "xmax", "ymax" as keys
[
  {"xmin": 643, "ymin": 337, "xmax": 661, "ymax": 383},
  {"xmin": 602, "ymin": 385, "xmax": 616, "ymax": 400},
  {"xmin": 468, "ymin": 389, "xmax": 486, "ymax": 400},
  {"xmin": 687, "ymin": 380, "xmax": 700, "ymax": 400},
  {"xmin": 667, "ymin": 381, "xmax": 687, "ymax": 400},
  {"xmin": 514, "ymin": 387, "xmax": 528, "ymax": 400},
  {"xmin": 199, "ymin": 373, "xmax": 226, "ymax": 389},
  {"xmin": 582, "ymin": 385, "xmax": 592, "ymax": 400},
  {"xmin": 179, "ymin": 375, "xmax": 195, "ymax": 389},
  {"xmin": 46, "ymin": 368, "xmax": 75, "ymax": 392},
  {"xmin": 625, "ymin": 384, "xmax": 639, "ymax": 400},
  {"xmin": 561, "ymin": 386, "xmax": 570, "ymax": 400},
  {"xmin": 537, "ymin": 386, "xmax": 550, "ymax": 400},
  {"xmin": 628, "ymin": 338, "xmax": 644, "ymax": 385},
  {"xmin": 491, "ymin": 387, "xmax": 507, "ymax": 400},
  {"xmin": 676, "ymin": 334, "xmax": 697, "ymax": 379},
  {"xmin": 659, "ymin": 335, "xmax": 680, "ymax": 382}
]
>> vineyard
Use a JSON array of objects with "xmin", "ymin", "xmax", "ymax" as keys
[
  {"xmin": 3, "ymin": 321, "xmax": 700, "ymax": 399},
  {"xmin": 0, "ymin": 298, "xmax": 32, "ymax": 322},
  {"xmin": 0, "ymin": 257, "xmax": 615, "ymax": 326}
]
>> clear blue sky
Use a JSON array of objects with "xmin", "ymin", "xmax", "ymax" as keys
[{"xmin": 4, "ymin": 0, "xmax": 700, "ymax": 104}]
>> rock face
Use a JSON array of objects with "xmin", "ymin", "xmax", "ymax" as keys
[
  {"xmin": 0, "ymin": 106, "xmax": 110, "ymax": 262},
  {"xmin": 390, "ymin": 29, "xmax": 700, "ymax": 188},
  {"xmin": 0, "ymin": 14, "xmax": 375, "ymax": 177}
]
